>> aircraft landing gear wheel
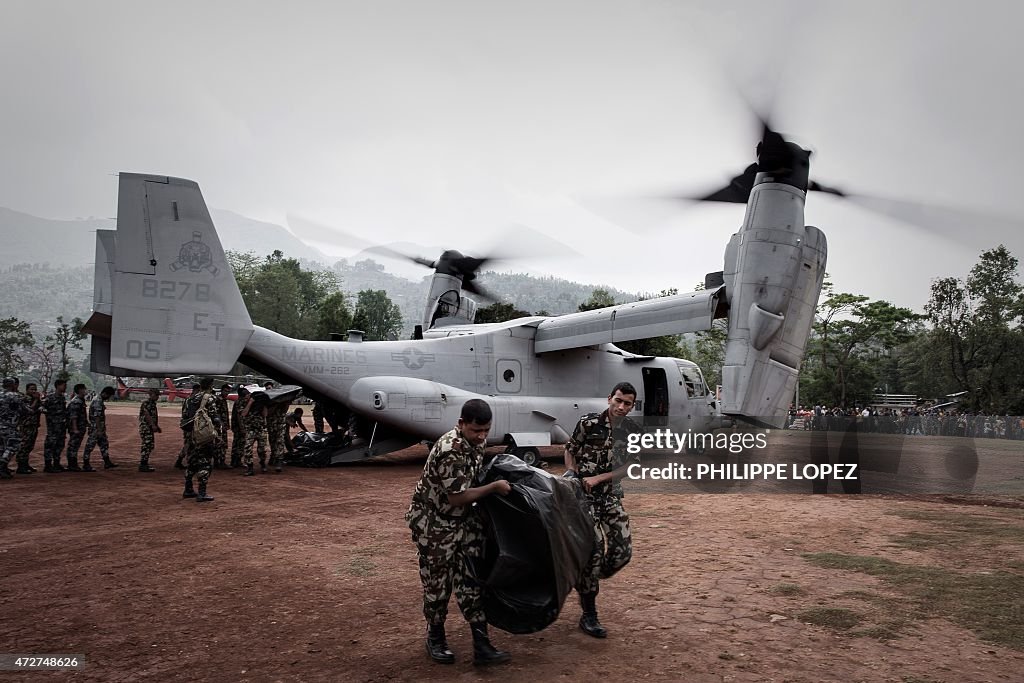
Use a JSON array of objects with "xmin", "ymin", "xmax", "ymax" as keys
[{"xmin": 505, "ymin": 446, "xmax": 540, "ymax": 466}]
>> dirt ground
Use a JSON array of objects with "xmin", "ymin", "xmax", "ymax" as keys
[{"xmin": 2, "ymin": 403, "xmax": 1023, "ymax": 682}]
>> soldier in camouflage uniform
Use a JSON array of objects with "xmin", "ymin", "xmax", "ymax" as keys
[
  {"xmin": 241, "ymin": 392, "xmax": 269, "ymax": 475},
  {"xmin": 64, "ymin": 383, "xmax": 89, "ymax": 472},
  {"xmin": 0, "ymin": 377, "xmax": 30, "ymax": 479},
  {"xmin": 174, "ymin": 385, "xmax": 200, "ymax": 469},
  {"xmin": 229, "ymin": 386, "xmax": 248, "ymax": 467},
  {"xmin": 42, "ymin": 378, "xmax": 69, "ymax": 472},
  {"xmin": 15, "ymin": 382, "xmax": 43, "ymax": 474},
  {"xmin": 138, "ymin": 388, "xmax": 161, "ymax": 472},
  {"xmin": 265, "ymin": 402, "xmax": 288, "ymax": 473},
  {"xmin": 82, "ymin": 386, "xmax": 118, "ymax": 471},
  {"xmin": 180, "ymin": 376, "xmax": 218, "ymax": 502},
  {"xmin": 405, "ymin": 399, "xmax": 512, "ymax": 666},
  {"xmin": 214, "ymin": 385, "xmax": 230, "ymax": 468},
  {"xmin": 564, "ymin": 381, "xmax": 642, "ymax": 639}
]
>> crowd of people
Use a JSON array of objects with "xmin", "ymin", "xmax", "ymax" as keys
[
  {"xmin": 0, "ymin": 377, "xmax": 328, "ymax": 498},
  {"xmin": 788, "ymin": 405, "xmax": 1024, "ymax": 440}
]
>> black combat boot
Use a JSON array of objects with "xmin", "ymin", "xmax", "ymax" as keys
[
  {"xmin": 103, "ymin": 456, "xmax": 119, "ymax": 469},
  {"xmin": 274, "ymin": 457, "xmax": 283, "ymax": 473},
  {"xmin": 425, "ymin": 623, "xmax": 455, "ymax": 664},
  {"xmin": 53, "ymin": 461, "xmax": 66, "ymax": 472},
  {"xmin": 16, "ymin": 463, "xmax": 34, "ymax": 474},
  {"xmin": 182, "ymin": 477, "xmax": 197, "ymax": 498},
  {"xmin": 174, "ymin": 455, "xmax": 185, "ymax": 469},
  {"xmin": 195, "ymin": 481, "xmax": 214, "ymax": 502},
  {"xmin": 470, "ymin": 622, "xmax": 510, "ymax": 666},
  {"xmin": 578, "ymin": 591, "xmax": 607, "ymax": 638},
  {"xmin": 65, "ymin": 457, "xmax": 81, "ymax": 472},
  {"xmin": 139, "ymin": 461, "xmax": 156, "ymax": 472},
  {"xmin": 0, "ymin": 462, "xmax": 12, "ymax": 479},
  {"xmin": 44, "ymin": 463, "xmax": 57, "ymax": 473},
  {"xmin": 243, "ymin": 464, "xmax": 255, "ymax": 476},
  {"xmin": 259, "ymin": 457, "xmax": 267, "ymax": 473},
  {"xmin": 81, "ymin": 459, "xmax": 96, "ymax": 472}
]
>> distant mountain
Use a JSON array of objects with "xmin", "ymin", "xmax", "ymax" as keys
[
  {"xmin": 0, "ymin": 207, "xmax": 641, "ymax": 335},
  {"xmin": 0, "ymin": 207, "xmax": 110, "ymax": 267},
  {"xmin": 0, "ymin": 206, "xmax": 330, "ymax": 268}
]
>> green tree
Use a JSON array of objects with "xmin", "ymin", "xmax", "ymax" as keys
[
  {"xmin": 802, "ymin": 291, "xmax": 921, "ymax": 408},
  {"xmin": 227, "ymin": 249, "xmax": 341, "ymax": 339},
  {"xmin": 316, "ymin": 291, "xmax": 353, "ymax": 340},
  {"xmin": 577, "ymin": 288, "xmax": 616, "ymax": 312},
  {"xmin": 0, "ymin": 317, "xmax": 33, "ymax": 377},
  {"xmin": 352, "ymin": 290, "xmax": 403, "ymax": 341},
  {"xmin": 925, "ymin": 245, "xmax": 1024, "ymax": 412},
  {"xmin": 47, "ymin": 315, "xmax": 86, "ymax": 381},
  {"xmin": 475, "ymin": 302, "xmax": 531, "ymax": 324}
]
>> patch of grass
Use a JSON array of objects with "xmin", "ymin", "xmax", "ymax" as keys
[
  {"xmin": 888, "ymin": 510, "xmax": 1024, "ymax": 546},
  {"xmin": 795, "ymin": 607, "xmax": 861, "ymax": 630},
  {"xmin": 803, "ymin": 552, "xmax": 1024, "ymax": 649},
  {"xmin": 346, "ymin": 556, "xmax": 377, "ymax": 577},
  {"xmin": 770, "ymin": 583, "xmax": 806, "ymax": 596},
  {"xmin": 888, "ymin": 531, "xmax": 954, "ymax": 550}
]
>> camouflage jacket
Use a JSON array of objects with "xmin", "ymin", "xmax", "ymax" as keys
[
  {"xmin": 88, "ymin": 396, "xmax": 107, "ymax": 434},
  {"xmin": 42, "ymin": 391, "xmax": 68, "ymax": 430},
  {"xmin": 230, "ymin": 399, "xmax": 246, "ymax": 433},
  {"xmin": 139, "ymin": 398, "xmax": 159, "ymax": 430},
  {"xmin": 181, "ymin": 390, "xmax": 219, "ymax": 431},
  {"xmin": 17, "ymin": 392, "xmax": 42, "ymax": 430},
  {"xmin": 67, "ymin": 395, "xmax": 87, "ymax": 434},
  {"xmin": 0, "ymin": 390, "xmax": 29, "ymax": 434},
  {"xmin": 566, "ymin": 410, "xmax": 641, "ymax": 499},
  {"xmin": 243, "ymin": 398, "xmax": 267, "ymax": 430},
  {"xmin": 406, "ymin": 427, "xmax": 486, "ymax": 525}
]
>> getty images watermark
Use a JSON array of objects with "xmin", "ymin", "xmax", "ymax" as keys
[
  {"xmin": 618, "ymin": 421, "xmax": 1024, "ymax": 494},
  {"xmin": 625, "ymin": 428, "xmax": 858, "ymax": 483}
]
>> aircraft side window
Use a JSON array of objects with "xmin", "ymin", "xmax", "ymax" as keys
[
  {"xmin": 503, "ymin": 369, "xmax": 515, "ymax": 383},
  {"xmin": 680, "ymin": 367, "xmax": 706, "ymax": 397}
]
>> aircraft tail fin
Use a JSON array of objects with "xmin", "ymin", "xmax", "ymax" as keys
[
  {"xmin": 98, "ymin": 173, "xmax": 254, "ymax": 374},
  {"xmin": 163, "ymin": 377, "xmax": 181, "ymax": 402}
]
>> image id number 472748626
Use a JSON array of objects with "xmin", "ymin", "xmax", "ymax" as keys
[{"xmin": 0, "ymin": 654, "xmax": 85, "ymax": 670}]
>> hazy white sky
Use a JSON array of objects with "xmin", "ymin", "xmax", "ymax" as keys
[{"xmin": 3, "ymin": 0, "xmax": 1022, "ymax": 310}]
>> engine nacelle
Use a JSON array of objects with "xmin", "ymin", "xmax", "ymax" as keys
[{"xmin": 719, "ymin": 181, "xmax": 827, "ymax": 425}]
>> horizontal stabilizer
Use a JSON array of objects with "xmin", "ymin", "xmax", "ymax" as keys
[{"xmin": 534, "ymin": 287, "xmax": 726, "ymax": 353}]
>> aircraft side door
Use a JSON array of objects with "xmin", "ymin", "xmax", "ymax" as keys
[{"xmin": 641, "ymin": 366, "xmax": 669, "ymax": 427}]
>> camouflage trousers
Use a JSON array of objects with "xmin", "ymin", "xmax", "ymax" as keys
[
  {"xmin": 139, "ymin": 426, "xmax": 156, "ymax": 463},
  {"xmin": 229, "ymin": 429, "xmax": 246, "ymax": 465},
  {"xmin": 185, "ymin": 442, "xmax": 214, "ymax": 485},
  {"xmin": 215, "ymin": 427, "xmax": 229, "ymax": 465},
  {"xmin": 267, "ymin": 423, "xmax": 286, "ymax": 464},
  {"xmin": 242, "ymin": 427, "xmax": 269, "ymax": 467},
  {"xmin": 66, "ymin": 431, "xmax": 85, "ymax": 462},
  {"xmin": 44, "ymin": 425, "xmax": 66, "ymax": 466},
  {"xmin": 408, "ymin": 510, "xmax": 486, "ymax": 626},
  {"xmin": 0, "ymin": 428, "xmax": 19, "ymax": 465},
  {"xmin": 16, "ymin": 423, "xmax": 39, "ymax": 465},
  {"xmin": 577, "ymin": 494, "xmax": 632, "ymax": 594},
  {"xmin": 83, "ymin": 430, "xmax": 110, "ymax": 462}
]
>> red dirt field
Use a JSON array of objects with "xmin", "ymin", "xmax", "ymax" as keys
[{"xmin": 2, "ymin": 403, "xmax": 1023, "ymax": 682}]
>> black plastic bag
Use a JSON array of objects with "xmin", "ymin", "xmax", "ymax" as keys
[{"xmin": 473, "ymin": 454, "xmax": 595, "ymax": 634}]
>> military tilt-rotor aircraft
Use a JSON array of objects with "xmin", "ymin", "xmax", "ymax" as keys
[{"xmin": 83, "ymin": 124, "xmax": 828, "ymax": 464}]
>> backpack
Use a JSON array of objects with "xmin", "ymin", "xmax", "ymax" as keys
[{"xmin": 191, "ymin": 394, "xmax": 218, "ymax": 446}]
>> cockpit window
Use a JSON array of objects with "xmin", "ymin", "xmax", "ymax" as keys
[{"xmin": 677, "ymin": 364, "xmax": 707, "ymax": 397}]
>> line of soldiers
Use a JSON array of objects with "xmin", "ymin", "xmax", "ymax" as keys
[
  {"xmin": 1, "ymin": 376, "xmax": 316, "ymax": 482},
  {"xmin": 1, "ymin": 377, "xmax": 120, "ymax": 479}
]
